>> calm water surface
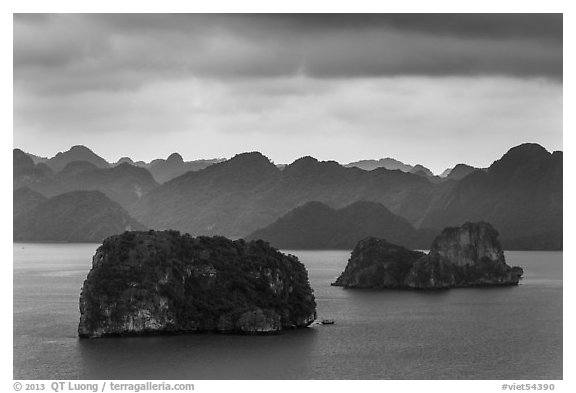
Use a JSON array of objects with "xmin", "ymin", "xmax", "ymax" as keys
[{"xmin": 13, "ymin": 243, "xmax": 562, "ymax": 379}]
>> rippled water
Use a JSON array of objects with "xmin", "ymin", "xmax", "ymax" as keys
[{"xmin": 13, "ymin": 243, "xmax": 562, "ymax": 379}]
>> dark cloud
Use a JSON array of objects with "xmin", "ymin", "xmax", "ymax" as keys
[
  {"xmin": 267, "ymin": 14, "xmax": 562, "ymax": 41},
  {"xmin": 82, "ymin": 14, "xmax": 562, "ymax": 41},
  {"xmin": 13, "ymin": 13, "xmax": 562, "ymax": 98}
]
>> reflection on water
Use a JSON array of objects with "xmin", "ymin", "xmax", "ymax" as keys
[{"xmin": 14, "ymin": 244, "xmax": 562, "ymax": 379}]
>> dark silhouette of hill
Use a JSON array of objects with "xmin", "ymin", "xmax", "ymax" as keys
[
  {"xmin": 111, "ymin": 153, "xmax": 224, "ymax": 183},
  {"xmin": 13, "ymin": 149, "xmax": 64, "ymax": 197},
  {"xmin": 131, "ymin": 152, "xmax": 282, "ymax": 236},
  {"xmin": 345, "ymin": 157, "xmax": 413, "ymax": 172},
  {"xmin": 246, "ymin": 201, "xmax": 435, "ymax": 249},
  {"xmin": 442, "ymin": 164, "xmax": 480, "ymax": 181},
  {"xmin": 409, "ymin": 164, "xmax": 435, "ymax": 177},
  {"xmin": 46, "ymin": 145, "xmax": 110, "ymax": 172},
  {"xmin": 115, "ymin": 157, "xmax": 136, "ymax": 166},
  {"xmin": 14, "ymin": 149, "xmax": 159, "ymax": 209},
  {"xmin": 14, "ymin": 190, "xmax": 146, "ymax": 242},
  {"xmin": 420, "ymin": 144, "xmax": 562, "ymax": 250},
  {"xmin": 14, "ymin": 148, "xmax": 35, "ymax": 170}
]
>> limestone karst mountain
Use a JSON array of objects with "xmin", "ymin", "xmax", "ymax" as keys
[
  {"xmin": 13, "ymin": 148, "xmax": 64, "ymax": 197},
  {"xmin": 440, "ymin": 164, "xmax": 480, "ymax": 180},
  {"xmin": 332, "ymin": 222, "xmax": 524, "ymax": 289},
  {"xmin": 46, "ymin": 145, "xmax": 111, "ymax": 172},
  {"xmin": 345, "ymin": 157, "xmax": 414, "ymax": 172},
  {"xmin": 420, "ymin": 144, "xmax": 562, "ymax": 250},
  {"xmin": 147, "ymin": 153, "xmax": 225, "ymax": 183},
  {"xmin": 78, "ymin": 231, "xmax": 316, "ymax": 337}
]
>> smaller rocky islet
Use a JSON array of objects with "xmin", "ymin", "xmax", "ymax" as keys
[
  {"xmin": 332, "ymin": 222, "xmax": 523, "ymax": 289},
  {"xmin": 78, "ymin": 230, "xmax": 316, "ymax": 338}
]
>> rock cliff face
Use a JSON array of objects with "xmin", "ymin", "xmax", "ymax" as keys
[
  {"xmin": 331, "ymin": 238, "xmax": 425, "ymax": 288},
  {"xmin": 332, "ymin": 222, "xmax": 523, "ymax": 289},
  {"xmin": 78, "ymin": 231, "xmax": 316, "ymax": 338}
]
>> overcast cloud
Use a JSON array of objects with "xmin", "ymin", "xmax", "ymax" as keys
[{"xmin": 13, "ymin": 14, "xmax": 562, "ymax": 174}]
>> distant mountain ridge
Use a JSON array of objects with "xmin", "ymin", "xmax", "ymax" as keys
[
  {"xmin": 111, "ymin": 152, "xmax": 225, "ymax": 183},
  {"xmin": 440, "ymin": 164, "xmax": 481, "ymax": 180},
  {"xmin": 345, "ymin": 158, "xmax": 438, "ymax": 180},
  {"xmin": 145, "ymin": 153, "xmax": 225, "ymax": 183},
  {"xmin": 24, "ymin": 145, "xmax": 224, "ymax": 184},
  {"xmin": 14, "ymin": 142, "xmax": 562, "ymax": 249},
  {"xmin": 46, "ymin": 145, "xmax": 111, "ymax": 172},
  {"xmin": 345, "ymin": 157, "xmax": 414, "ymax": 172},
  {"xmin": 409, "ymin": 164, "xmax": 434, "ymax": 177},
  {"xmin": 13, "ymin": 149, "xmax": 63, "ymax": 197}
]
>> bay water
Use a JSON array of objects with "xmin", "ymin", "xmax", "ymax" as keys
[{"xmin": 13, "ymin": 244, "xmax": 562, "ymax": 379}]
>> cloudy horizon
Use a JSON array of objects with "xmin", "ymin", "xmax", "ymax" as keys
[{"xmin": 13, "ymin": 14, "xmax": 563, "ymax": 174}]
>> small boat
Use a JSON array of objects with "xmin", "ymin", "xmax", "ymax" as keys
[{"xmin": 321, "ymin": 319, "xmax": 335, "ymax": 325}]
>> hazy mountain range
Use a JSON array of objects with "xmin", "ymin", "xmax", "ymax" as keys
[
  {"xmin": 345, "ymin": 157, "xmax": 416, "ymax": 172},
  {"xmin": 22, "ymin": 145, "xmax": 224, "ymax": 184},
  {"xmin": 13, "ymin": 143, "xmax": 562, "ymax": 249},
  {"xmin": 114, "ymin": 152, "xmax": 225, "ymax": 184}
]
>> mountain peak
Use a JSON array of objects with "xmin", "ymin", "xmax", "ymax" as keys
[
  {"xmin": 228, "ymin": 151, "xmax": 272, "ymax": 165},
  {"xmin": 490, "ymin": 143, "xmax": 551, "ymax": 174},
  {"xmin": 345, "ymin": 157, "xmax": 413, "ymax": 172},
  {"xmin": 500, "ymin": 143, "xmax": 550, "ymax": 162},
  {"xmin": 410, "ymin": 164, "xmax": 434, "ymax": 177},
  {"xmin": 167, "ymin": 153, "xmax": 184, "ymax": 163},
  {"xmin": 446, "ymin": 164, "xmax": 478, "ymax": 181},
  {"xmin": 283, "ymin": 156, "xmax": 344, "ymax": 178},
  {"xmin": 296, "ymin": 156, "xmax": 318, "ymax": 163},
  {"xmin": 69, "ymin": 145, "xmax": 94, "ymax": 153},
  {"xmin": 117, "ymin": 157, "xmax": 135, "ymax": 165},
  {"xmin": 14, "ymin": 148, "xmax": 35, "ymax": 169},
  {"xmin": 47, "ymin": 145, "xmax": 110, "ymax": 172},
  {"xmin": 284, "ymin": 156, "xmax": 319, "ymax": 171},
  {"xmin": 211, "ymin": 152, "xmax": 278, "ymax": 177}
]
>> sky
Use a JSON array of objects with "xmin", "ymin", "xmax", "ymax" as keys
[{"xmin": 13, "ymin": 14, "xmax": 563, "ymax": 174}]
